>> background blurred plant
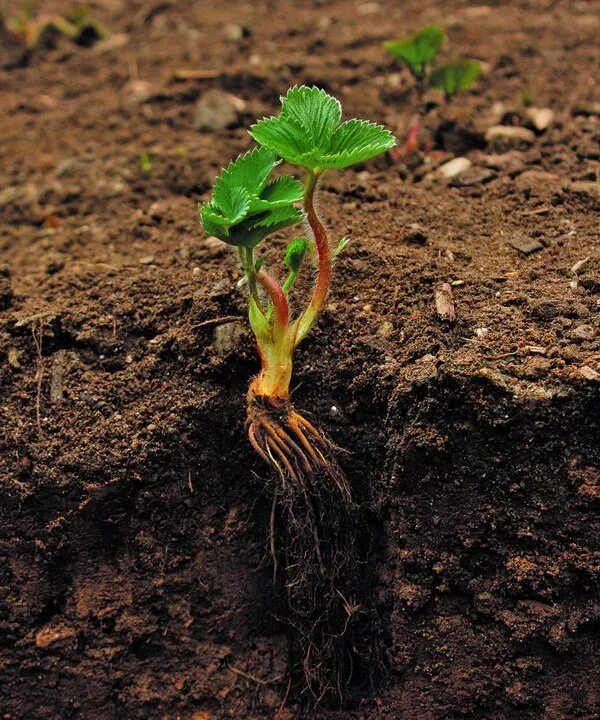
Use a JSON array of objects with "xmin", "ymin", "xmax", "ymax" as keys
[
  {"xmin": 384, "ymin": 25, "xmax": 481, "ymax": 155},
  {"xmin": 3, "ymin": 1, "xmax": 105, "ymax": 52}
]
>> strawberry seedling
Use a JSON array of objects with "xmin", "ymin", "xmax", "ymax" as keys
[
  {"xmin": 384, "ymin": 25, "xmax": 481, "ymax": 155},
  {"xmin": 384, "ymin": 24, "xmax": 445, "ymax": 87},
  {"xmin": 200, "ymin": 86, "xmax": 395, "ymax": 702}
]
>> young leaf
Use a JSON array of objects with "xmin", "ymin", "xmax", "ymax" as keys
[
  {"xmin": 251, "ymin": 176, "xmax": 303, "ymax": 209},
  {"xmin": 248, "ymin": 115, "xmax": 316, "ymax": 166},
  {"xmin": 281, "ymin": 86, "xmax": 342, "ymax": 148},
  {"xmin": 250, "ymin": 85, "xmax": 396, "ymax": 171},
  {"xmin": 199, "ymin": 202, "xmax": 234, "ymax": 239},
  {"xmin": 228, "ymin": 205, "xmax": 304, "ymax": 249},
  {"xmin": 284, "ymin": 237, "xmax": 308, "ymax": 273},
  {"xmin": 199, "ymin": 148, "xmax": 305, "ymax": 247},
  {"xmin": 213, "ymin": 183, "xmax": 251, "ymax": 225},
  {"xmin": 215, "ymin": 147, "xmax": 277, "ymax": 199},
  {"xmin": 325, "ymin": 119, "xmax": 396, "ymax": 168},
  {"xmin": 250, "ymin": 204, "xmax": 304, "ymax": 231},
  {"xmin": 334, "ymin": 237, "xmax": 350, "ymax": 256},
  {"xmin": 139, "ymin": 152, "xmax": 153, "ymax": 172},
  {"xmin": 428, "ymin": 59, "xmax": 481, "ymax": 96},
  {"xmin": 384, "ymin": 25, "xmax": 445, "ymax": 78}
]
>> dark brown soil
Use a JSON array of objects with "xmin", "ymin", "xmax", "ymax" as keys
[{"xmin": 1, "ymin": 1, "xmax": 599, "ymax": 718}]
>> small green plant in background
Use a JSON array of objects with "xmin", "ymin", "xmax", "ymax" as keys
[
  {"xmin": 139, "ymin": 152, "xmax": 153, "ymax": 173},
  {"xmin": 4, "ymin": 2, "xmax": 105, "ymax": 51},
  {"xmin": 199, "ymin": 86, "xmax": 395, "ymax": 703},
  {"xmin": 384, "ymin": 24, "xmax": 481, "ymax": 96},
  {"xmin": 429, "ymin": 58, "xmax": 482, "ymax": 97},
  {"xmin": 384, "ymin": 25, "xmax": 481, "ymax": 154},
  {"xmin": 384, "ymin": 24, "xmax": 445, "ymax": 84}
]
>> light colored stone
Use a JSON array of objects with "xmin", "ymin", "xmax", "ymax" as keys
[
  {"xmin": 579, "ymin": 365, "xmax": 600, "ymax": 381},
  {"xmin": 510, "ymin": 237, "xmax": 544, "ymax": 255},
  {"xmin": 435, "ymin": 283, "xmax": 456, "ymax": 321},
  {"xmin": 213, "ymin": 322, "xmax": 245, "ymax": 354},
  {"xmin": 485, "ymin": 125, "xmax": 536, "ymax": 146},
  {"xmin": 223, "ymin": 23, "xmax": 244, "ymax": 41},
  {"xmin": 526, "ymin": 106, "xmax": 554, "ymax": 132},
  {"xmin": 438, "ymin": 157, "xmax": 472, "ymax": 179},
  {"xmin": 194, "ymin": 90, "xmax": 246, "ymax": 132},
  {"xmin": 571, "ymin": 324, "xmax": 596, "ymax": 342},
  {"xmin": 122, "ymin": 79, "xmax": 157, "ymax": 107}
]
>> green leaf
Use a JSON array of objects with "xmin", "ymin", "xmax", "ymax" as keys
[
  {"xmin": 248, "ymin": 296, "xmax": 271, "ymax": 343},
  {"xmin": 250, "ymin": 85, "xmax": 396, "ymax": 171},
  {"xmin": 213, "ymin": 183, "xmax": 251, "ymax": 225},
  {"xmin": 227, "ymin": 205, "xmax": 305, "ymax": 248},
  {"xmin": 334, "ymin": 237, "xmax": 350, "ymax": 256},
  {"xmin": 199, "ymin": 202, "xmax": 233, "ymax": 240},
  {"xmin": 324, "ymin": 119, "xmax": 396, "ymax": 168},
  {"xmin": 248, "ymin": 175, "xmax": 304, "ymax": 212},
  {"xmin": 384, "ymin": 24, "xmax": 445, "ymax": 78},
  {"xmin": 139, "ymin": 152, "xmax": 153, "ymax": 173},
  {"xmin": 284, "ymin": 236, "xmax": 308, "ymax": 272},
  {"xmin": 249, "ymin": 116, "xmax": 315, "ymax": 166},
  {"xmin": 261, "ymin": 176, "xmax": 304, "ymax": 204},
  {"xmin": 281, "ymin": 85, "xmax": 342, "ymax": 148},
  {"xmin": 200, "ymin": 147, "xmax": 305, "ymax": 248},
  {"xmin": 429, "ymin": 59, "xmax": 481, "ymax": 96},
  {"xmin": 250, "ymin": 204, "xmax": 304, "ymax": 230},
  {"xmin": 215, "ymin": 147, "xmax": 277, "ymax": 199}
]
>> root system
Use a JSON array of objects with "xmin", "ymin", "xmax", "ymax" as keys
[{"xmin": 246, "ymin": 392, "xmax": 385, "ymax": 705}]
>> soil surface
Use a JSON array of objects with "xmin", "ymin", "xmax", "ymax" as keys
[{"xmin": 1, "ymin": 0, "xmax": 599, "ymax": 718}]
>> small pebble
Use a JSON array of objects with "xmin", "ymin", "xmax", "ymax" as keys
[
  {"xmin": 435, "ymin": 283, "xmax": 456, "ymax": 321},
  {"xmin": 122, "ymin": 79, "xmax": 157, "ymax": 107},
  {"xmin": 378, "ymin": 320, "xmax": 394, "ymax": 339},
  {"xmin": 510, "ymin": 237, "xmax": 544, "ymax": 255},
  {"xmin": 485, "ymin": 125, "xmax": 536, "ymax": 146},
  {"xmin": 450, "ymin": 167, "xmax": 497, "ymax": 187},
  {"xmin": 213, "ymin": 322, "xmax": 245, "ymax": 354},
  {"xmin": 526, "ymin": 106, "xmax": 554, "ymax": 132},
  {"xmin": 438, "ymin": 157, "xmax": 472, "ymax": 179},
  {"xmin": 570, "ymin": 324, "xmax": 596, "ymax": 342},
  {"xmin": 223, "ymin": 23, "xmax": 245, "ymax": 41},
  {"xmin": 194, "ymin": 90, "xmax": 246, "ymax": 132},
  {"xmin": 579, "ymin": 365, "xmax": 600, "ymax": 381}
]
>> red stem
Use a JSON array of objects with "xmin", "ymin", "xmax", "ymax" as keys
[
  {"xmin": 295, "ymin": 171, "xmax": 331, "ymax": 343},
  {"xmin": 305, "ymin": 172, "xmax": 331, "ymax": 312},
  {"xmin": 257, "ymin": 269, "xmax": 289, "ymax": 334}
]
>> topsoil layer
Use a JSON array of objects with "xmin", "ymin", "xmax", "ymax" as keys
[{"xmin": 0, "ymin": 0, "xmax": 599, "ymax": 718}]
